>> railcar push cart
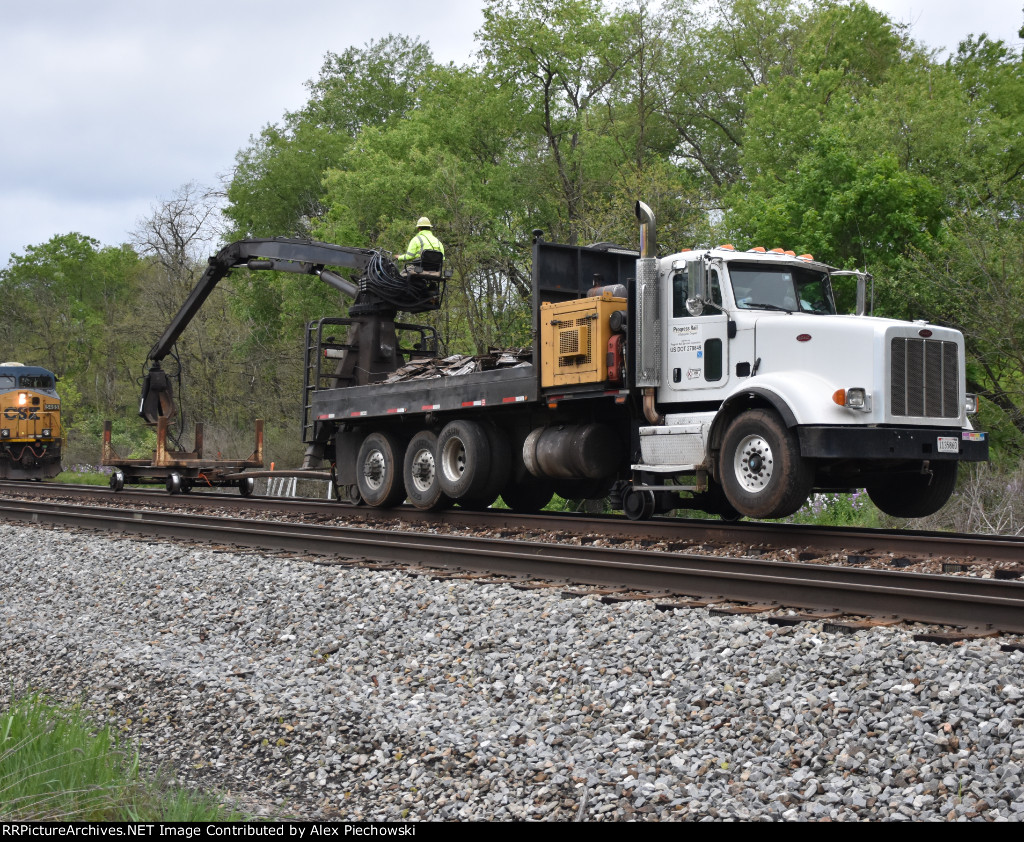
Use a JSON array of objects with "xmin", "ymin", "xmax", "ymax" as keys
[{"xmin": 101, "ymin": 417, "xmax": 264, "ymax": 495}]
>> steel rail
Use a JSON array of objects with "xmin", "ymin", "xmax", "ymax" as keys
[
  {"xmin": 2, "ymin": 480, "xmax": 1023, "ymax": 564},
  {"xmin": 2, "ymin": 498, "xmax": 1023, "ymax": 633}
]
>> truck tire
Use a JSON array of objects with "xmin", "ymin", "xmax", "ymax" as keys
[
  {"xmin": 866, "ymin": 462, "xmax": 958, "ymax": 518},
  {"xmin": 460, "ymin": 424, "xmax": 511, "ymax": 509},
  {"xmin": 720, "ymin": 409, "xmax": 812, "ymax": 519},
  {"xmin": 356, "ymin": 431, "xmax": 407, "ymax": 508},
  {"xmin": 437, "ymin": 420, "xmax": 492, "ymax": 501},
  {"xmin": 403, "ymin": 431, "xmax": 450, "ymax": 511}
]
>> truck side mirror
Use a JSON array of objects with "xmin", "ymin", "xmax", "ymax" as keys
[{"xmin": 685, "ymin": 259, "xmax": 707, "ymax": 316}]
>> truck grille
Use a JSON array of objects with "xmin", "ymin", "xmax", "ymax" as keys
[{"xmin": 890, "ymin": 337, "xmax": 959, "ymax": 419}]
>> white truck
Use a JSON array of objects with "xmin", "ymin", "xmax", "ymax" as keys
[
  {"xmin": 308, "ymin": 201, "xmax": 987, "ymax": 519},
  {"xmin": 133, "ymin": 201, "xmax": 988, "ymax": 519}
]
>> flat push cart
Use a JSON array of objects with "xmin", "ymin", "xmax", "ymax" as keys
[{"xmin": 102, "ymin": 417, "xmax": 265, "ymax": 495}]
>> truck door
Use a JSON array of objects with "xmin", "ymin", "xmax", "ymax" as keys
[{"xmin": 664, "ymin": 265, "xmax": 729, "ymax": 395}]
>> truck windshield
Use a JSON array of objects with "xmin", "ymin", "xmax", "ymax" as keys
[{"xmin": 729, "ymin": 262, "xmax": 836, "ymax": 314}]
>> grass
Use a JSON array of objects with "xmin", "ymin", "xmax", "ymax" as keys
[
  {"xmin": 54, "ymin": 465, "xmax": 113, "ymax": 486},
  {"xmin": 0, "ymin": 694, "xmax": 244, "ymax": 821}
]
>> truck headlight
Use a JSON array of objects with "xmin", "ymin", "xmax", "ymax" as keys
[
  {"xmin": 965, "ymin": 393, "xmax": 978, "ymax": 414},
  {"xmin": 832, "ymin": 387, "xmax": 872, "ymax": 412}
]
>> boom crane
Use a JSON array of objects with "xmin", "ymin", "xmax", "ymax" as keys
[
  {"xmin": 106, "ymin": 236, "xmax": 445, "ymax": 496},
  {"xmin": 138, "ymin": 237, "xmax": 443, "ymax": 423}
]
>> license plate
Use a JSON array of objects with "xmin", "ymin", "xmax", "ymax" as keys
[{"xmin": 937, "ymin": 437, "xmax": 959, "ymax": 453}]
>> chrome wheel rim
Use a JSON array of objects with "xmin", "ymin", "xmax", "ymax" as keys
[
  {"xmin": 409, "ymin": 447, "xmax": 436, "ymax": 494},
  {"xmin": 733, "ymin": 434, "xmax": 774, "ymax": 493},
  {"xmin": 362, "ymin": 450, "xmax": 387, "ymax": 491}
]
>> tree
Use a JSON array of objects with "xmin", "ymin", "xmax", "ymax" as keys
[
  {"xmin": 477, "ymin": 0, "xmax": 639, "ymax": 243},
  {"xmin": 224, "ymin": 36, "xmax": 434, "ymax": 241}
]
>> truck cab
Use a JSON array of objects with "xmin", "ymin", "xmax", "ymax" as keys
[{"xmin": 629, "ymin": 223, "xmax": 987, "ymax": 519}]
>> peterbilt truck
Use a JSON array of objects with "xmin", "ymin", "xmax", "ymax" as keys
[{"xmin": 136, "ymin": 201, "xmax": 988, "ymax": 519}]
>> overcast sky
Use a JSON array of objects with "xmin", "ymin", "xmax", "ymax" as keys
[{"xmin": 1, "ymin": 0, "xmax": 1021, "ymax": 266}]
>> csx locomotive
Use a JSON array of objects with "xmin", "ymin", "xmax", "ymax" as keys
[{"xmin": 0, "ymin": 362, "xmax": 62, "ymax": 479}]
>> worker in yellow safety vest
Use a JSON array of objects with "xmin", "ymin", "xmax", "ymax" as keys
[{"xmin": 395, "ymin": 217, "xmax": 445, "ymax": 264}]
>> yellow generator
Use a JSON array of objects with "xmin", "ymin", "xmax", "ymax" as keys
[
  {"xmin": 0, "ymin": 362, "xmax": 62, "ymax": 479},
  {"xmin": 539, "ymin": 292, "xmax": 627, "ymax": 387}
]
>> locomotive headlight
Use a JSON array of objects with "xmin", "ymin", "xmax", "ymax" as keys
[
  {"xmin": 0, "ymin": 429, "xmax": 8, "ymax": 438},
  {"xmin": 41, "ymin": 428, "xmax": 51, "ymax": 437},
  {"xmin": 18, "ymin": 392, "xmax": 27, "ymax": 406},
  {"xmin": 965, "ymin": 393, "xmax": 978, "ymax": 414}
]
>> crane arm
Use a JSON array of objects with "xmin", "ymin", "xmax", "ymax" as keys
[
  {"xmin": 147, "ymin": 238, "xmax": 375, "ymax": 364},
  {"xmin": 140, "ymin": 238, "xmax": 376, "ymax": 423}
]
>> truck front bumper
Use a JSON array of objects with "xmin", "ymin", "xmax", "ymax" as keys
[{"xmin": 798, "ymin": 425, "xmax": 988, "ymax": 462}]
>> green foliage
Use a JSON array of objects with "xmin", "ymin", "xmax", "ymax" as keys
[
  {"xmin": 784, "ymin": 491, "xmax": 882, "ymax": 528},
  {"xmin": 0, "ymin": 694, "xmax": 242, "ymax": 821}
]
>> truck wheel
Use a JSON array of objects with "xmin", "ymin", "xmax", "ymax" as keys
[
  {"xmin": 437, "ymin": 420, "xmax": 492, "ymax": 501},
  {"xmin": 403, "ymin": 431, "xmax": 450, "ymax": 511},
  {"xmin": 500, "ymin": 477, "xmax": 554, "ymax": 513},
  {"xmin": 460, "ymin": 424, "xmax": 511, "ymax": 509},
  {"xmin": 166, "ymin": 472, "xmax": 182, "ymax": 495},
  {"xmin": 720, "ymin": 409, "xmax": 812, "ymax": 519},
  {"xmin": 109, "ymin": 470, "xmax": 125, "ymax": 492},
  {"xmin": 866, "ymin": 462, "xmax": 958, "ymax": 518},
  {"xmin": 356, "ymin": 431, "xmax": 407, "ymax": 508},
  {"xmin": 701, "ymin": 480, "xmax": 742, "ymax": 522},
  {"xmin": 237, "ymin": 477, "xmax": 255, "ymax": 497}
]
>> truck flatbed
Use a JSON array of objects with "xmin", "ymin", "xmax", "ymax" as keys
[{"xmin": 310, "ymin": 364, "xmax": 540, "ymax": 422}]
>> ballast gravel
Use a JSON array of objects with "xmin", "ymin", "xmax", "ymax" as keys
[{"xmin": 2, "ymin": 522, "xmax": 1023, "ymax": 822}]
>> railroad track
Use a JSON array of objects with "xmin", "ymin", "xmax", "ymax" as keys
[
  {"xmin": 3, "ymin": 480, "xmax": 1024, "ymax": 566},
  {"xmin": 2, "ymin": 493, "xmax": 1024, "ymax": 636}
]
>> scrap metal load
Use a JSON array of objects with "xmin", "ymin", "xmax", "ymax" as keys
[{"xmin": 382, "ymin": 349, "xmax": 532, "ymax": 384}]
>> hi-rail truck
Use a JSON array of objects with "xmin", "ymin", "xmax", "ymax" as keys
[{"xmin": 128, "ymin": 202, "xmax": 988, "ymax": 519}]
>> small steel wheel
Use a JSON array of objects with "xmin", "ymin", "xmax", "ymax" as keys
[
  {"xmin": 109, "ymin": 470, "xmax": 125, "ymax": 492},
  {"xmin": 622, "ymin": 487, "xmax": 655, "ymax": 520},
  {"xmin": 166, "ymin": 472, "xmax": 183, "ymax": 495},
  {"xmin": 237, "ymin": 476, "xmax": 255, "ymax": 497}
]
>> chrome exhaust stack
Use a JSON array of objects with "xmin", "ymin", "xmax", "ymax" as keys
[{"xmin": 634, "ymin": 201, "xmax": 663, "ymax": 423}]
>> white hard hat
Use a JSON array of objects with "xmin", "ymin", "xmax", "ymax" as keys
[{"xmin": 416, "ymin": 216, "xmax": 432, "ymax": 228}]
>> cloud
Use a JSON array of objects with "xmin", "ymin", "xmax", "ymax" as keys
[{"xmin": 0, "ymin": 0, "xmax": 486, "ymax": 260}]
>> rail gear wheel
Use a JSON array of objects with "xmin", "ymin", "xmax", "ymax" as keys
[
  {"xmin": 356, "ymin": 431, "xmax": 407, "ymax": 508},
  {"xmin": 238, "ymin": 476, "xmax": 255, "ymax": 497},
  {"xmin": 622, "ymin": 487, "xmax": 655, "ymax": 520},
  {"xmin": 166, "ymin": 472, "xmax": 183, "ymax": 495},
  {"xmin": 403, "ymin": 430, "xmax": 450, "ymax": 511},
  {"xmin": 109, "ymin": 470, "xmax": 125, "ymax": 492},
  {"xmin": 866, "ymin": 461, "xmax": 958, "ymax": 518},
  {"xmin": 720, "ymin": 409, "xmax": 813, "ymax": 519}
]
